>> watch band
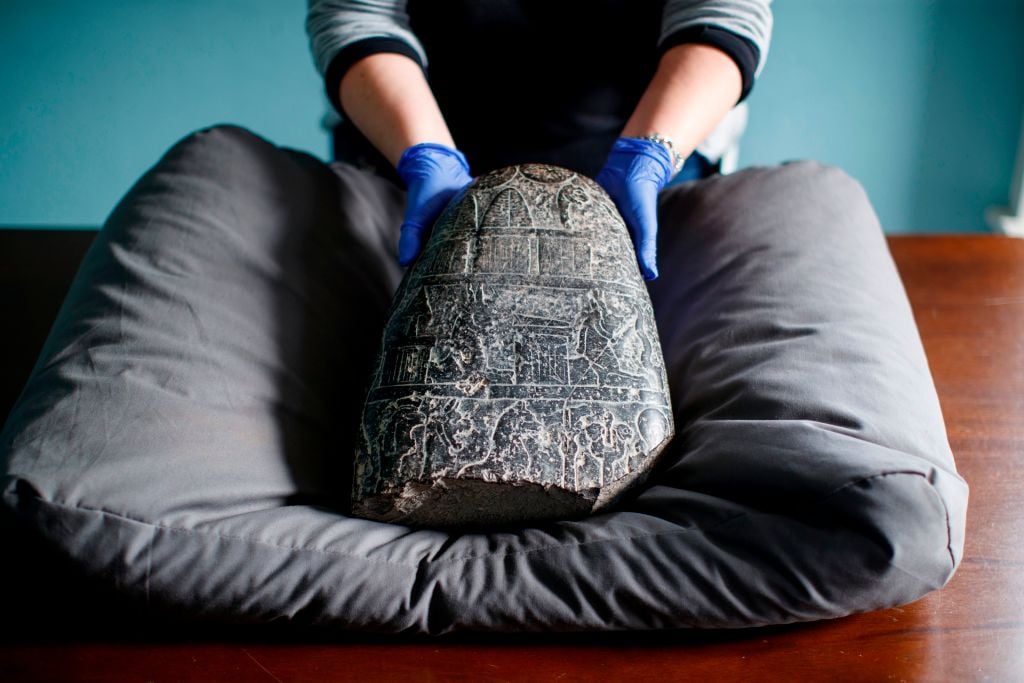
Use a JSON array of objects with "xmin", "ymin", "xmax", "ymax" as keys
[{"xmin": 633, "ymin": 133, "xmax": 685, "ymax": 174}]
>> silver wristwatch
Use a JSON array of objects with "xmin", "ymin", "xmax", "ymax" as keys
[{"xmin": 635, "ymin": 133, "xmax": 685, "ymax": 174}]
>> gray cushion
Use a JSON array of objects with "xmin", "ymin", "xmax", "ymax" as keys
[{"xmin": 0, "ymin": 125, "xmax": 967, "ymax": 633}]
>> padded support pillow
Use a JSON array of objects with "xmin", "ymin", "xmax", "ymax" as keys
[{"xmin": 1, "ymin": 126, "xmax": 967, "ymax": 633}]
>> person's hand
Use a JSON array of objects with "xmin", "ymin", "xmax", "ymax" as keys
[
  {"xmin": 595, "ymin": 137, "xmax": 676, "ymax": 281},
  {"xmin": 395, "ymin": 142, "xmax": 473, "ymax": 266}
]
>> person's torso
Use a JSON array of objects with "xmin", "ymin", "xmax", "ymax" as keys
[
  {"xmin": 333, "ymin": 0, "xmax": 666, "ymax": 180},
  {"xmin": 406, "ymin": 0, "xmax": 664, "ymax": 176}
]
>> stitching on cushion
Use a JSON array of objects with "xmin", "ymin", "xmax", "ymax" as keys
[
  {"xmin": 944, "ymin": 498, "xmax": 956, "ymax": 569},
  {"xmin": 829, "ymin": 469, "xmax": 959, "ymax": 577},
  {"xmin": 820, "ymin": 469, "xmax": 958, "ymax": 583},
  {"xmin": 834, "ymin": 468, "xmax": 958, "ymax": 578},
  {"xmin": 935, "ymin": 471, "xmax": 960, "ymax": 572}
]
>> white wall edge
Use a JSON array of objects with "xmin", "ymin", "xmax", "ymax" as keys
[
  {"xmin": 987, "ymin": 113, "xmax": 1024, "ymax": 237},
  {"xmin": 987, "ymin": 207, "xmax": 1024, "ymax": 237}
]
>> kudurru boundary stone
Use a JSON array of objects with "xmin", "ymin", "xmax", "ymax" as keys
[{"xmin": 352, "ymin": 164, "xmax": 674, "ymax": 528}]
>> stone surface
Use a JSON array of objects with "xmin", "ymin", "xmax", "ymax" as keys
[{"xmin": 352, "ymin": 164, "xmax": 673, "ymax": 528}]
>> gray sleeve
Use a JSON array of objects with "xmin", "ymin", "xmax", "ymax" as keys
[
  {"xmin": 661, "ymin": 0, "xmax": 773, "ymax": 75},
  {"xmin": 305, "ymin": 0, "xmax": 427, "ymax": 76}
]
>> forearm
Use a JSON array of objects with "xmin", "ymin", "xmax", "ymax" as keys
[
  {"xmin": 621, "ymin": 43, "xmax": 743, "ymax": 159},
  {"xmin": 339, "ymin": 52, "xmax": 455, "ymax": 166}
]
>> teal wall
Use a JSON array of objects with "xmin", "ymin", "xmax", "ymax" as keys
[
  {"xmin": 2, "ymin": 0, "xmax": 1023, "ymax": 232},
  {"xmin": 742, "ymin": 0, "xmax": 1024, "ymax": 233},
  {"xmin": 1, "ymin": 1, "xmax": 329, "ymax": 227}
]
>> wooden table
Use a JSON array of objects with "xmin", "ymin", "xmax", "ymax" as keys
[{"xmin": 1, "ymin": 234, "xmax": 1022, "ymax": 681}]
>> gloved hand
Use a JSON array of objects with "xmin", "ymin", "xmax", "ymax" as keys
[
  {"xmin": 595, "ymin": 137, "xmax": 676, "ymax": 281},
  {"xmin": 395, "ymin": 142, "xmax": 473, "ymax": 266}
]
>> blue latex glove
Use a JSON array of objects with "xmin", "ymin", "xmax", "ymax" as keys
[
  {"xmin": 595, "ymin": 137, "xmax": 676, "ymax": 281},
  {"xmin": 395, "ymin": 142, "xmax": 473, "ymax": 266}
]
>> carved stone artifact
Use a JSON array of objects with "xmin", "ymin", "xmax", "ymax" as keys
[{"xmin": 352, "ymin": 164, "xmax": 674, "ymax": 527}]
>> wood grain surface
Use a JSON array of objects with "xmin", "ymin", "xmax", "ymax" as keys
[{"xmin": 1, "ymin": 234, "xmax": 1022, "ymax": 682}]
